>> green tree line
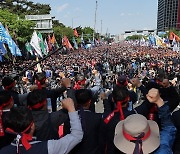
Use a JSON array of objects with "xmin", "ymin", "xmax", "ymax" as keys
[{"xmin": 0, "ymin": 0, "xmax": 103, "ymax": 51}]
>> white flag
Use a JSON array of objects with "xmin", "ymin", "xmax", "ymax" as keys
[
  {"xmin": 44, "ymin": 38, "xmax": 49, "ymax": 54},
  {"xmin": 30, "ymin": 31, "xmax": 43, "ymax": 57}
]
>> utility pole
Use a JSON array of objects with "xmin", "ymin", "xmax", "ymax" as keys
[{"xmin": 94, "ymin": 1, "xmax": 98, "ymax": 32}]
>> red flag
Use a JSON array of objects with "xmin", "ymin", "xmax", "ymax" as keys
[
  {"xmin": 62, "ymin": 35, "xmax": 74, "ymax": 50},
  {"xmin": 74, "ymin": 29, "xmax": 79, "ymax": 37},
  {"xmin": 169, "ymin": 32, "xmax": 174, "ymax": 41},
  {"xmin": 51, "ymin": 34, "xmax": 56, "ymax": 44},
  {"xmin": 48, "ymin": 34, "xmax": 52, "ymax": 51},
  {"xmin": 169, "ymin": 32, "xmax": 180, "ymax": 41}
]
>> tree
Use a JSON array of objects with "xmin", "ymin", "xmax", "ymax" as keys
[
  {"xmin": 0, "ymin": 0, "xmax": 51, "ymax": 16},
  {"xmin": 0, "ymin": 9, "xmax": 35, "ymax": 48},
  {"xmin": 126, "ymin": 35, "xmax": 143, "ymax": 40},
  {"xmin": 53, "ymin": 26, "xmax": 74, "ymax": 43}
]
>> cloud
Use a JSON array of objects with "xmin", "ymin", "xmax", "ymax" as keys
[{"xmin": 57, "ymin": 3, "xmax": 69, "ymax": 12}]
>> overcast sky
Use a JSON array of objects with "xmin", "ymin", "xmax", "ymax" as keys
[{"xmin": 31, "ymin": 0, "xmax": 158, "ymax": 35}]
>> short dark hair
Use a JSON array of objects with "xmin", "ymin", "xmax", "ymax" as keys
[
  {"xmin": 27, "ymin": 89, "xmax": 47, "ymax": 110},
  {"xmin": 112, "ymin": 86, "xmax": 129, "ymax": 102},
  {"xmin": 75, "ymin": 89, "xmax": 92, "ymax": 105},
  {"xmin": 3, "ymin": 107, "xmax": 33, "ymax": 133},
  {"xmin": 2, "ymin": 77, "xmax": 15, "ymax": 89},
  {"xmin": 35, "ymin": 72, "xmax": 46, "ymax": 85},
  {"xmin": 0, "ymin": 90, "xmax": 12, "ymax": 106}
]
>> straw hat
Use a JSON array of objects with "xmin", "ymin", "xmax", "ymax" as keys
[{"xmin": 114, "ymin": 114, "xmax": 160, "ymax": 154}]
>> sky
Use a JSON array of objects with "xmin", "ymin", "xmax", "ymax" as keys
[{"xmin": 31, "ymin": 0, "xmax": 158, "ymax": 35}]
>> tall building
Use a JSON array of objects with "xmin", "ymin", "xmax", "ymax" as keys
[
  {"xmin": 25, "ymin": 14, "xmax": 54, "ymax": 33},
  {"xmin": 157, "ymin": 0, "xmax": 180, "ymax": 32}
]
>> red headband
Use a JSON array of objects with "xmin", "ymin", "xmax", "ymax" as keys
[
  {"xmin": 29, "ymin": 99, "xmax": 46, "ymax": 110},
  {"xmin": 36, "ymin": 78, "xmax": 46, "ymax": 90},
  {"xmin": 0, "ymin": 97, "xmax": 13, "ymax": 136},
  {"xmin": 117, "ymin": 80, "xmax": 128, "ymax": 87},
  {"xmin": 4, "ymin": 82, "xmax": 15, "ymax": 90},
  {"xmin": 104, "ymin": 97, "xmax": 130, "ymax": 124},
  {"xmin": 6, "ymin": 122, "xmax": 33, "ymax": 152}
]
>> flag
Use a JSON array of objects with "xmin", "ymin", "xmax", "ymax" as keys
[
  {"xmin": 51, "ymin": 34, "xmax": 55, "ymax": 45},
  {"xmin": 51, "ymin": 34, "xmax": 59, "ymax": 48},
  {"xmin": 74, "ymin": 28, "xmax": 79, "ymax": 37},
  {"xmin": 44, "ymin": 39, "xmax": 49, "ymax": 54},
  {"xmin": 30, "ymin": 31, "xmax": 43, "ymax": 57},
  {"xmin": 5, "ymin": 25, "xmax": 21, "ymax": 57},
  {"xmin": 0, "ymin": 42, "xmax": 7, "ymax": 62},
  {"xmin": 38, "ymin": 32, "xmax": 47, "ymax": 55},
  {"xmin": 149, "ymin": 35, "xmax": 156, "ymax": 46},
  {"xmin": 0, "ymin": 22, "xmax": 22, "ymax": 56},
  {"xmin": 0, "ymin": 42, "xmax": 7, "ymax": 56},
  {"xmin": 48, "ymin": 34, "xmax": 52, "ymax": 51},
  {"xmin": 155, "ymin": 35, "xmax": 163, "ymax": 47},
  {"xmin": 25, "ymin": 42, "xmax": 33, "ymax": 55},
  {"xmin": 169, "ymin": 32, "xmax": 174, "ymax": 41},
  {"xmin": 72, "ymin": 37, "xmax": 78, "ymax": 49},
  {"xmin": 62, "ymin": 35, "xmax": 74, "ymax": 50},
  {"xmin": 172, "ymin": 36, "xmax": 176, "ymax": 46},
  {"xmin": 81, "ymin": 33, "xmax": 85, "ymax": 48}
]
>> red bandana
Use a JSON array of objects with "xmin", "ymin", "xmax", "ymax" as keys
[
  {"xmin": 117, "ymin": 80, "xmax": 128, "ymax": 87},
  {"xmin": 104, "ymin": 97, "xmax": 130, "ymax": 124},
  {"xmin": 36, "ymin": 78, "xmax": 46, "ymax": 90},
  {"xmin": 4, "ymin": 82, "xmax": 15, "ymax": 90},
  {"xmin": 0, "ymin": 97, "xmax": 13, "ymax": 136},
  {"xmin": 29, "ymin": 99, "xmax": 46, "ymax": 110},
  {"xmin": 6, "ymin": 122, "xmax": 33, "ymax": 153}
]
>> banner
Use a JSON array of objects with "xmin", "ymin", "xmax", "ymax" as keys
[
  {"xmin": 30, "ymin": 31, "xmax": 43, "ymax": 57},
  {"xmin": 72, "ymin": 37, "xmax": 78, "ymax": 49},
  {"xmin": 38, "ymin": 32, "xmax": 47, "ymax": 55},
  {"xmin": 0, "ymin": 22, "xmax": 22, "ymax": 56},
  {"xmin": 62, "ymin": 35, "xmax": 74, "ymax": 50},
  {"xmin": 44, "ymin": 39, "xmax": 49, "ymax": 54},
  {"xmin": 25, "ymin": 42, "xmax": 33, "ymax": 55}
]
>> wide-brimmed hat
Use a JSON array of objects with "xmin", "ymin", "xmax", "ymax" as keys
[{"xmin": 114, "ymin": 114, "xmax": 160, "ymax": 154}]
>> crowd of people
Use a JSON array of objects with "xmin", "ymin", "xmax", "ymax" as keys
[{"xmin": 0, "ymin": 42, "xmax": 179, "ymax": 154}]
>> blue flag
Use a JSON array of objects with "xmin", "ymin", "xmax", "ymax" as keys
[
  {"xmin": 0, "ymin": 42, "xmax": 6, "ymax": 56},
  {"xmin": 149, "ymin": 35, "xmax": 156, "ymax": 46},
  {"xmin": 0, "ymin": 22, "xmax": 22, "ymax": 56},
  {"xmin": 72, "ymin": 37, "xmax": 78, "ymax": 49}
]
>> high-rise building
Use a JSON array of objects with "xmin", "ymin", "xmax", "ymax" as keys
[{"xmin": 157, "ymin": 0, "xmax": 180, "ymax": 32}]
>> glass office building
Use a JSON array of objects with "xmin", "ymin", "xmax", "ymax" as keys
[{"xmin": 157, "ymin": 0, "xmax": 180, "ymax": 32}]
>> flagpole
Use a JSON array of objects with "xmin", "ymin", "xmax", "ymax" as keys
[{"xmin": 17, "ymin": 46, "xmax": 63, "ymax": 76}]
